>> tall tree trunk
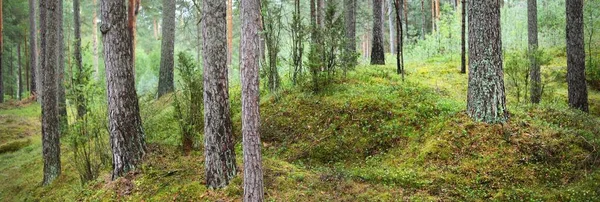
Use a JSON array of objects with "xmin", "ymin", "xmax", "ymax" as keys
[
  {"xmin": 57, "ymin": 0, "xmax": 68, "ymax": 132},
  {"xmin": 92, "ymin": 0, "xmax": 99, "ymax": 80},
  {"xmin": 317, "ymin": 0, "xmax": 324, "ymax": 28},
  {"xmin": 100, "ymin": 0, "xmax": 147, "ymax": 180},
  {"xmin": 371, "ymin": 0, "xmax": 385, "ymax": 65},
  {"xmin": 460, "ymin": 0, "xmax": 466, "ymax": 74},
  {"xmin": 25, "ymin": 36, "xmax": 29, "ymax": 93},
  {"xmin": 403, "ymin": 0, "xmax": 408, "ymax": 39},
  {"xmin": 566, "ymin": 0, "xmax": 588, "ymax": 112},
  {"xmin": 431, "ymin": 0, "xmax": 435, "ymax": 32},
  {"xmin": 0, "ymin": 0, "xmax": 3, "ymax": 103},
  {"xmin": 41, "ymin": 0, "xmax": 61, "ymax": 185},
  {"xmin": 345, "ymin": 0, "xmax": 357, "ymax": 57},
  {"xmin": 241, "ymin": 0, "xmax": 264, "ymax": 200},
  {"xmin": 227, "ymin": 0, "xmax": 233, "ymax": 68},
  {"xmin": 528, "ymin": 0, "xmax": 541, "ymax": 104},
  {"xmin": 421, "ymin": 0, "xmax": 425, "ymax": 39},
  {"xmin": 29, "ymin": 0, "xmax": 38, "ymax": 97},
  {"xmin": 128, "ymin": 0, "xmax": 140, "ymax": 76},
  {"xmin": 388, "ymin": 0, "xmax": 395, "ymax": 54},
  {"xmin": 202, "ymin": 0, "xmax": 237, "ymax": 189},
  {"xmin": 18, "ymin": 44, "xmax": 22, "ymax": 100},
  {"xmin": 157, "ymin": 0, "xmax": 176, "ymax": 98},
  {"xmin": 466, "ymin": 0, "xmax": 507, "ymax": 123},
  {"xmin": 394, "ymin": 0, "xmax": 404, "ymax": 80},
  {"xmin": 74, "ymin": 0, "xmax": 86, "ymax": 118}
]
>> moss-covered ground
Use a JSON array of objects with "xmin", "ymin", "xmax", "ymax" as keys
[{"xmin": 2, "ymin": 55, "xmax": 600, "ymax": 201}]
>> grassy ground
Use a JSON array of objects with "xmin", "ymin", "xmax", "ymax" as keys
[{"xmin": 1, "ymin": 55, "xmax": 600, "ymax": 201}]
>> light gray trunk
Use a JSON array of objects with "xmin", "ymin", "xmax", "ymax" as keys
[
  {"xmin": 202, "ymin": 0, "xmax": 237, "ymax": 189},
  {"xmin": 157, "ymin": 0, "xmax": 176, "ymax": 98},
  {"xmin": 241, "ymin": 0, "xmax": 264, "ymax": 201},
  {"xmin": 41, "ymin": 0, "xmax": 61, "ymax": 186},
  {"xmin": 466, "ymin": 0, "xmax": 507, "ymax": 123},
  {"xmin": 100, "ymin": 0, "xmax": 147, "ymax": 180},
  {"xmin": 566, "ymin": 0, "xmax": 588, "ymax": 112}
]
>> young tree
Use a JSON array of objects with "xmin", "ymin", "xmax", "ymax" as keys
[
  {"xmin": 29, "ymin": 0, "xmax": 38, "ymax": 97},
  {"xmin": 241, "ymin": 0, "xmax": 264, "ymax": 200},
  {"xmin": 290, "ymin": 0, "xmax": 305, "ymax": 85},
  {"xmin": 460, "ymin": 0, "xmax": 466, "ymax": 74},
  {"xmin": 466, "ymin": 0, "xmax": 508, "ymax": 123},
  {"xmin": 202, "ymin": 0, "xmax": 237, "ymax": 188},
  {"xmin": 157, "ymin": 0, "xmax": 176, "ymax": 98},
  {"xmin": 100, "ymin": 0, "xmax": 147, "ymax": 180},
  {"xmin": 528, "ymin": 0, "xmax": 541, "ymax": 104},
  {"xmin": 566, "ymin": 0, "xmax": 588, "ymax": 112},
  {"xmin": 371, "ymin": 0, "xmax": 385, "ymax": 65},
  {"xmin": 41, "ymin": 0, "xmax": 62, "ymax": 185},
  {"xmin": 344, "ymin": 0, "xmax": 357, "ymax": 70}
]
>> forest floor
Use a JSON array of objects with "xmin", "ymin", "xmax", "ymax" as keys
[{"xmin": 1, "ymin": 54, "xmax": 600, "ymax": 201}]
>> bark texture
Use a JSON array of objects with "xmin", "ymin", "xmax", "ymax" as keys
[
  {"xmin": 227, "ymin": 0, "xmax": 233, "ymax": 67},
  {"xmin": 371, "ymin": 0, "xmax": 386, "ymax": 65},
  {"xmin": 0, "ymin": 0, "xmax": 3, "ymax": 103},
  {"xmin": 100, "ymin": 0, "xmax": 147, "ymax": 180},
  {"xmin": 18, "ymin": 44, "xmax": 22, "ymax": 100},
  {"xmin": 157, "ymin": 0, "xmax": 176, "ymax": 98},
  {"xmin": 345, "ymin": 0, "xmax": 357, "ymax": 54},
  {"xmin": 528, "ymin": 0, "xmax": 541, "ymax": 104},
  {"xmin": 202, "ymin": 0, "xmax": 237, "ymax": 189},
  {"xmin": 29, "ymin": 0, "xmax": 38, "ymax": 97},
  {"xmin": 466, "ymin": 0, "xmax": 508, "ymax": 123},
  {"xmin": 58, "ymin": 0, "xmax": 67, "ymax": 129},
  {"xmin": 41, "ymin": 0, "xmax": 62, "ymax": 185},
  {"xmin": 241, "ymin": 0, "xmax": 264, "ymax": 200},
  {"xmin": 388, "ymin": 0, "xmax": 395, "ymax": 54},
  {"xmin": 74, "ymin": 0, "xmax": 86, "ymax": 118},
  {"xmin": 566, "ymin": 0, "xmax": 588, "ymax": 112}
]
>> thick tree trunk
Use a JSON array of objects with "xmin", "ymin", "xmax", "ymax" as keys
[
  {"xmin": 566, "ymin": 0, "xmax": 588, "ymax": 112},
  {"xmin": 371, "ymin": 0, "xmax": 386, "ymax": 65},
  {"xmin": 41, "ymin": 0, "xmax": 61, "ymax": 185},
  {"xmin": 460, "ymin": 0, "xmax": 466, "ymax": 74},
  {"xmin": 74, "ymin": 0, "xmax": 86, "ymax": 118},
  {"xmin": 241, "ymin": 0, "xmax": 264, "ymax": 200},
  {"xmin": 38, "ymin": 0, "xmax": 47, "ymax": 102},
  {"xmin": 227, "ymin": 0, "xmax": 233, "ymax": 68},
  {"xmin": 92, "ymin": 0, "xmax": 99, "ymax": 80},
  {"xmin": 466, "ymin": 0, "xmax": 508, "ymax": 123},
  {"xmin": 157, "ymin": 0, "xmax": 176, "ymax": 98},
  {"xmin": 528, "ymin": 0, "xmax": 541, "ymax": 104},
  {"xmin": 29, "ymin": 0, "xmax": 38, "ymax": 97},
  {"xmin": 100, "ymin": 0, "xmax": 147, "ymax": 180},
  {"xmin": 202, "ymin": 0, "xmax": 237, "ymax": 189}
]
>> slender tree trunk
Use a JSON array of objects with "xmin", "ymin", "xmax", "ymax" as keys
[
  {"xmin": 57, "ymin": 0, "xmax": 68, "ymax": 132},
  {"xmin": 241, "ymin": 0, "xmax": 264, "ymax": 200},
  {"xmin": 317, "ymin": 0, "xmax": 324, "ymax": 28},
  {"xmin": 202, "ymin": 0, "xmax": 237, "ymax": 189},
  {"xmin": 371, "ymin": 0, "xmax": 386, "ymax": 65},
  {"xmin": 29, "ymin": 0, "xmax": 38, "ymax": 97},
  {"xmin": 0, "ymin": 0, "xmax": 3, "ymax": 103},
  {"xmin": 345, "ymin": 0, "xmax": 357, "ymax": 57},
  {"xmin": 421, "ymin": 0, "xmax": 425, "ymax": 39},
  {"xmin": 566, "ymin": 0, "xmax": 588, "ymax": 112},
  {"xmin": 25, "ymin": 36, "xmax": 29, "ymax": 93},
  {"xmin": 394, "ymin": 0, "xmax": 404, "ymax": 80},
  {"xmin": 227, "ymin": 0, "xmax": 233, "ymax": 68},
  {"xmin": 157, "ymin": 0, "xmax": 176, "ymax": 98},
  {"xmin": 431, "ymin": 0, "xmax": 435, "ymax": 32},
  {"xmin": 41, "ymin": 0, "xmax": 61, "ymax": 185},
  {"xmin": 460, "ymin": 0, "xmax": 466, "ymax": 74},
  {"xmin": 388, "ymin": 0, "xmax": 395, "ymax": 54},
  {"xmin": 466, "ymin": 0, "xmax": 507, "ymax": 123},
  {"xmin": 92, "ymin": 0, "xmax": 99, "ymax": 80},
  {"xmin": 403, "ymin": 0, "xmax": 408, "ymax": 39},
  {"xmin": 38, "ymin": 0, "xmax": 47, "ymax": 103},
  {"xmin": 528, "ymin": 0, "xmax": 541, "ymax": 104},
  {"xmin": 18, "ymin": 44, "xmax": 22, "ymax": 100},
  {"xmin": 100, "ymin": 0, "xmax": 147, "ymax": 180},
  {"xmin": 74, "ymin": 0, "xmax": 86, "ymax": 118}
]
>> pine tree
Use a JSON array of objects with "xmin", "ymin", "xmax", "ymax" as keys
[
  {"xmin": 528, "ymin": 0, "xmax": 541, "ymax": 104},
  {"xmin": 566, "ymin": 0, "xmax": 588, "ymax": 112},
  {"xmin": 371, "ymin": 0, "xmax": 385, "ymax": 65},
  {"xmin": 157, "ymin": 0, "xmax": 176, "ymax": 98}
]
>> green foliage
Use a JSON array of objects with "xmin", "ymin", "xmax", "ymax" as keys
[
  {"xmin": 173, "ymin": 52, "xmax": 203, "ymax": 153},
  {"xmin": 504, "ymin": 49, "xmax": 552, "ymax": 103},
  {"xmin": 261, "ymin": 0, "xmax": 283, "ymax": 92}
]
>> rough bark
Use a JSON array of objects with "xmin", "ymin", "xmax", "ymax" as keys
[
  {"xmin": 157, "ymin": 0, "xmax": 176, "ymax": 98},
  {"xmin": 241, "ymin": 0, "xmax": 264, "ymax": 200},
  {"xmin": 394, "ymin": 0, "xmax": 404, "ymax": 80},
  {"xmin": 371, "ymin": 0, "xmax": 386, "ymax": 65},
  {"xmin": 29, "ymin": 0, "xmax": 38, "ymax": 97},
  {"xmin": 466, "ymin": 0, "xmax": 508, "ymax": 123},
  {"xmin": 528, "ymin": 0, "xmax": 541, "ymax": 104},
  {"xmin": 403, "ymin": 0, "xmax": 408, "ymax": 39},
  {"xmin": 388, "ymin": 0, "xmax": 395, "ymax": 54},
  {"xmin": 39, "ymin": 0, "xmax": 47, "ymax": 102},
  {"xmin": 460, "ymin": 0, "xmax": 466, "ymax": 74},
  {"xmin": 41, "ymin": 0, "xmax": 61, "ymax": 185},
  {"xmin": 74, "ymin": 0, "xmax": 86, "ymax": 118},
  {"xmin": 58, "ymin": 0, "xmax": 68, "ymax": 131},
  {"xmin": 202, "ymin": 0, "xmax": 237, "ymax": 188},
  {"xmin": 345, "ymin": 0, "xmax": 357, "ymax": 54},
  {"xmin": 566, "ymin": 0, "xmax": 588, "ymax": 112},
  {"xmin": 100, "ymin": 0, "xmax": 147, "ymax": 180}
]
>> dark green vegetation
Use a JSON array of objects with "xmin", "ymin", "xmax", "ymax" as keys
[{"xmin": 2, "ymin": 53, "xmax": 600, "ymax": 200}]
